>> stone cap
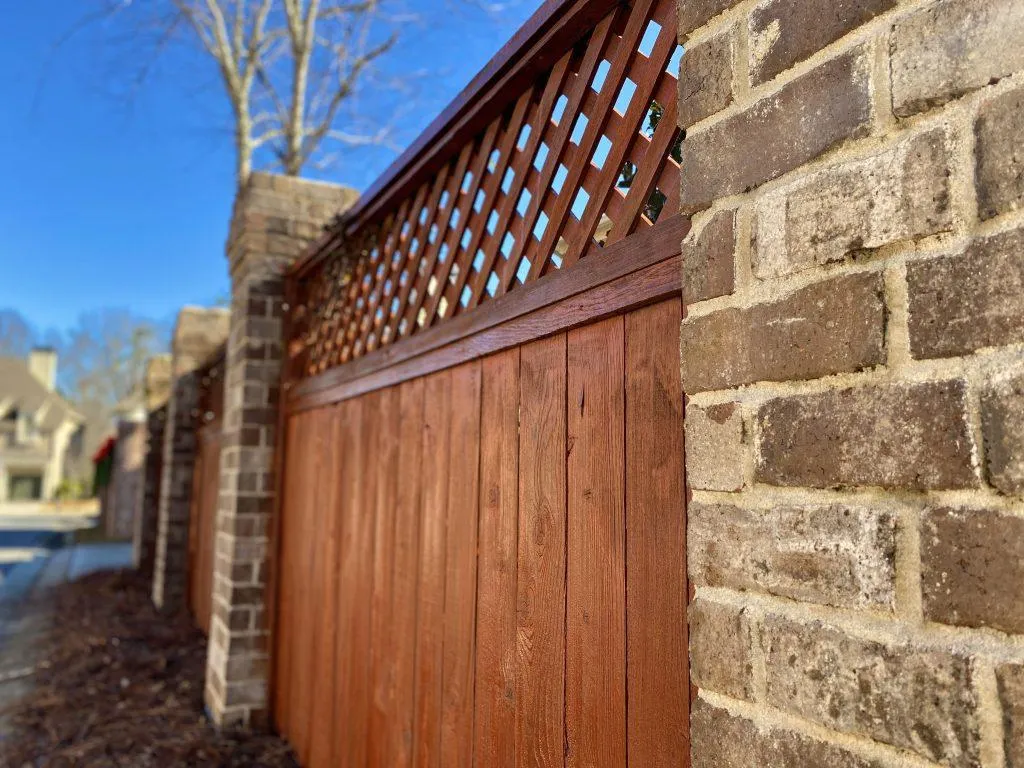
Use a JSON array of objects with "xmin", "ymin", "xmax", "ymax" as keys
[
  {"xmin": 173, "ymin": 307, "xmax": 231, "ymax": 375},
  {"xmin": 227, "ymin": 172, "xmax": 359, "ymax": 272},
  {"xmin": 144, "ymin": 354, "xmax": 173, "ymax": 411}
]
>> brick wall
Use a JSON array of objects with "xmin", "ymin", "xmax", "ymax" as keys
[
  {"xmin": 134, "ymin": 355, "xmax": 171, "ymax": 580},
  {"xmin": 204, "ymin": 172, "xmax": 357, "ymax": 728},
  {"xmin": 152, "ymin": 309, "xmax": 230, "ymax": 610},
  {"xmin": 106, "ymin": 417, "xmax": 145, "ymax": 539},
  {"xmin": 677, "ymin": 1, "xmax": 1024, "ymax": 766}
]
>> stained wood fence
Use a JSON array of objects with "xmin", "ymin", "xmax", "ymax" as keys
[
  {"xmin": 276, "ymin": 301, "xmax": 686, "ymax": 767},
  {"xmin": 270, "ymin": 0, "xmax": 691, "ymax": 764}
]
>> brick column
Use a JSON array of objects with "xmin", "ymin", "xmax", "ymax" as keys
[
  {"xmin": 134, "ymin": 355, "xmax": 171, "ymax": 580},
  {"xmin": 107, "ymin": 415, "xmax": 146, "ymax": 539},
  {"xmin": 204, "ymin": 173, "xmax": 357, "ymax": 727},
  {"xmin": 152, "ymin": 308, "xmax": 230, "ymax": 609},
  {"xmin": 678, "ymin": 1, "xmax": 1024, "ymax": 766}
]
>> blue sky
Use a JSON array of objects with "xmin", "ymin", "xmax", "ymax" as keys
[{"xmin": 0, "ymin": 0, "xmax": 534, "ymax": 335}]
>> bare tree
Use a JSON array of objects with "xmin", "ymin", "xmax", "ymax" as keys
[{"xmin": 77, "ymin": 0, "xmax": 402, "ymax": 187}]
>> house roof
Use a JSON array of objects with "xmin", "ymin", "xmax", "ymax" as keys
[{"xmin": 0, "ymin": 356, "xmax": 82, "ymax": 432}]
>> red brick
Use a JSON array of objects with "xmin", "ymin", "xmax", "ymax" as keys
[
  {"xmin": 680, "ymin": 48, "xmax": 872, "ymax": 214},
  {"xmin": 680, "ymin": 271, "xmax": 885, "ymax": 392},
  {"xmin": 682, "ymin": 209, "xmax": 736, "ymax": 305},
  {"xmin": 679, "ymin": 0, "xmax": 744, "ymax": 36},
  {"xmin": 678, "ymin": 30, "xmax": 734, "ymax": 128},
  {"xmin": 921, "ymin": 506, "xmax": 1024, "ymax": 634},
  {"xmin": 907, "ymin": 227, "xmax": 1024, "ymax": 359},
  {"xmin": 891, "ymin": 0, "xmax": 1024, "ymax": 118},
  {"xmin": 756, "ymin": 380, "xmax": 978, "ymax": 491},
  {"xmin": 749, "ymin": 0, "xmax": 896, "ymax": 84},
  {"xmin": 976, "ymin": 85, "xmax": 1024, "ymax": 220}
]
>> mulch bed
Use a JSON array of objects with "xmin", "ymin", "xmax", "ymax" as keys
[{"xmin": 0, "ymin": 569, "xmax": 297, "ymax": 767}]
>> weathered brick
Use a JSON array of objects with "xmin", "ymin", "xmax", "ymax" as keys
[
  {"xmin": 998, "ymin": 664, "xmax": 1024, "ymax": 768},
  {"xmin": 208, "ymin": 171, "xmax": 357, "ymax": 729},
  {"xmin": 689, "ymin": 599, "xmax": 753, "ymax": 699},
  {"xmin": 976, "ymin": 86, "xmax": 1024, "ymax": 220},
  {"xmin": 691, "ymin": 699, "xmax": 884, "ymax": 768},
  {"xmin": 682, "ymin": 209, "xmax": 735, "ymax": 305},
  {"xmin": 907, "ymin": 227, "xmax": 1024, "ymax": 359},
  {"xmin": 749, "ymin": 0, "xmax": 896, "ymax": 85},
  {"xmin": 679, "ymin": 30, "xmax": 734, "ymax": 128},
  {"xmin": 756, "ymin": 380, "xmax": 978, "ymax": 490},
  {"xmin": 891, "ymin": 0, "xmax": 1024, "ymax": 118},
  {"xmin": 753, "ymin": 128, "xmax": 953, "ymax": 279},
  {"xmin": 921, "ymin": 506, "xmax": 1024, "ymax": 634},
  {"xmin": 684, "ymin": 402, "xmax": 745, "ymax": 491},
  {"xmin": 762, "ymin": 615, "xmax": 980, "ymax": 766},
  {"xmin": 981, "ymin": 373, "xmax": 1024, "ymax": 495},
  {"xmin": 680, "ymin": 271, "xmax": 885, "ymax": 392},
  {"xmin": 679, "ymin": 0, "xmax": 743, "ymax": 36},
  {"xmin": 689, "ymin": 502, "xmax": 896, "ymax": 608},
  {"xmin": 680, "ymin": 47, "xmax": 872, "ymax": 214}
]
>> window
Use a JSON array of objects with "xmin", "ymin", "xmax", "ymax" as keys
[{"xmin": 9, "ymin": 473, "xmax": 43, "ymax": 501}]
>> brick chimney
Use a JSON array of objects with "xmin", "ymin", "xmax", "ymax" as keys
[{"xmin": 28, "ymin": 347, "xmax": 57, "ymax": 391}]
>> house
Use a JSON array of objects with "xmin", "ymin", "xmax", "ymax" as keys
[{"xmin": 0, "ymin": 348, "xmax": 83, "ymax": 502}]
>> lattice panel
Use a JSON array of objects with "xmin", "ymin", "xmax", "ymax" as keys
[{"xmin": 292, "ymin": 0, "xmax": 683, "ymax": 379}]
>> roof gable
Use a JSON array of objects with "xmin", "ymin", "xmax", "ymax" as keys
[{"xmin": 0, "ymin": 357, "xmax": 81, "ymax": 430}]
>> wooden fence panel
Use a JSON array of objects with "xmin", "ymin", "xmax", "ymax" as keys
[{"xmin": 271, "ymin": 297, "xmax": 686, "ymax": 767}]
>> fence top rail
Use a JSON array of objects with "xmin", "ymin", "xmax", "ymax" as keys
[
  {"xmin": 287, "ymin": 0, "xmax": 683, "ymax": 384},
  {"xmin": 289, "ymin": 0, "xmax": 618, "ymax": 280}
]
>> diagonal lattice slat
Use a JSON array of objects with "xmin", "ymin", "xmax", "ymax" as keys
[{"xmin": 291, "ymin": 0, "xmax": 684, "ymax": 380}]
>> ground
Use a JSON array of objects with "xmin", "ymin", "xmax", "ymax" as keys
[{"xmin": 0, "ymin": 568, "xmax": 297, "ymax": 767}]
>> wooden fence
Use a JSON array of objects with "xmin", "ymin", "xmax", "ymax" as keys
[
  {"xmin": 272, "ymin": 0, "xmax": 691, "ymax": 763},
  {"xmin": 188, "ymin": 348, "xmax": 225, "ymax": 635}
]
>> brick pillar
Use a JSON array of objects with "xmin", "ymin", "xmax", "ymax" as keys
[
  {"xmin": 152, "ymin": 308, "xmax": 230, "ymax": 609},
  {"xmin": 134, "ymin": 355, "xmax": 171, "ymax": 579},
  {"xmin": 678, "ymin": 1, "xmax": 1024, "ymax": 766},
  {"xmin": 107, "ymin": 415, "xmax": 146, "ymax": 539},
  {"xmin": 204, "ymin": 173, "xmax": 357, "ymax": 727}
]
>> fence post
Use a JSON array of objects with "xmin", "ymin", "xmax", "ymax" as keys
[
  {"xmin": 152, "ymin": 308, "xmax": 230, "ymax": 610},
  {"xmin": 134, "ymin": 355, "xmax": 172, "ymax": 581},
  {"xmin": 204, "ymin": 172, "xmax": 356, "ymax": 728}
]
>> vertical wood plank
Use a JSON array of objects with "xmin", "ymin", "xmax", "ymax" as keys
[
  {"xmin": 566, "ymin": 317, "xmax": 626, "ymax": 768},
  {"xmin": 347, "ymin": 391, "xmax": 380, "ymax": 768},
  {"xmin": 289, "ymin": 409, "xmax": 320, "ymax": 763},
  {"xmin": 392, "ymin": 378, "xmax": 426, "ymax": 767},
  {"xmin": 413, "ymin": 370, "xmax": 452, "ymax": 768},
  {"xmin": 288, "ymin": 411, "xmax": 315, "ymax": 761},
  {"xmin": 516, "ymin": 334, "xmax": 567, "ymax": 768},
  {"xmin": 272, "ymin": 414, "xmax": 300, "ymax": 733},
  {"xmin": 624, "ymin": 299, "xmax": 688, "ymax": 767},
  {"xmin": 474, "ymin": 348, "xmax": 520, "ymax": 767},
  {"xmin": 308, "ymin": 406, "xmax": 342, "ymax": 768},
  {"xmin": 332, "ymin": 397, "xmax": 364, "ymax": 764},
  {"xmin": 441, "ymin": 360, "xmax": 483, "ymax": 766},
  {"xmin": 368, "ymin": 385, "xmax": 402, "ymax": 767}
]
